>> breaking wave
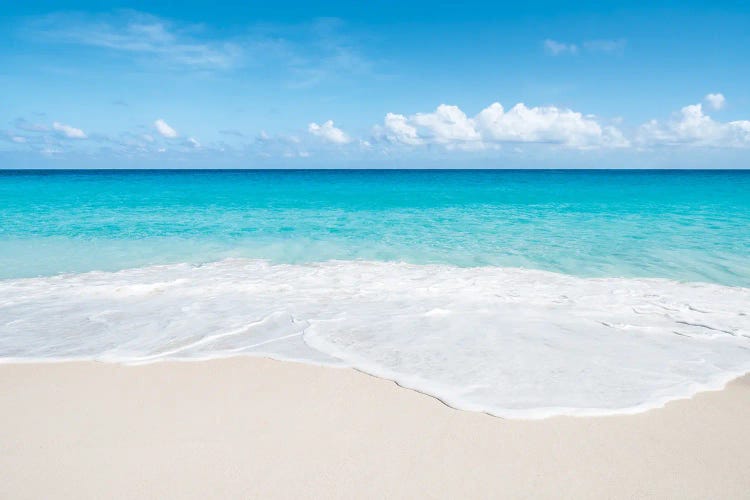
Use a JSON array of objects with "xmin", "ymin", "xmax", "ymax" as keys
[{"xmin": 1, "ymin": 258, "xmax": 749, "ymax": 418}]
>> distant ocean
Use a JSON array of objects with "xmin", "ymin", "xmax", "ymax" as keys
[{"xmin": 1, "ymin": 169, "xmax": 749, "ymax": 417}]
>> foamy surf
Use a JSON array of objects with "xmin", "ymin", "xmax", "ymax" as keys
[{"xmin": 1, "ymin": 258, "xmax": 749, "ymax": 418}]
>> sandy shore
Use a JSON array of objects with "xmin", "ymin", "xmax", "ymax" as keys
[{"xmin": 1, "ymin": 359, "xmax": 749, "ymax": 499}]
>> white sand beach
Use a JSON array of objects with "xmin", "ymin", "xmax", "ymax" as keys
[{"xmin": 1, "ymin": 358, "xmax": 749, "ymax": 499}]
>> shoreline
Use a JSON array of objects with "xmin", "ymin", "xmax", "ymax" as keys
[
  {"xmin": 2, "ymin": 358, "xmax": 749, "ymax": 499},
  {"xmin": 3, "ymin": 354, "xmax": 747, "ymax": 419},
  {"xmin": 4, "ymin": 258, "xmax": 749, "ymax": 419}
]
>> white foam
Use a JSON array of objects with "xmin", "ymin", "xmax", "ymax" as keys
[{"xmin": 1, "ymin": 259, "xmax": 749, "ymax": 418}]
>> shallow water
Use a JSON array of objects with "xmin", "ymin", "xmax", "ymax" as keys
[
  {"xmin": 2, "ymin": 169, "xmax": 749, "ymax": 285},
  {"xmin": 1, "ymin": 170, "xmax": 749, "ymax": 417}
]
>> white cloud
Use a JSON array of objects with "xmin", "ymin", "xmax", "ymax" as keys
[
  {"xmin": 544, "ymin": 39, "xmax": 578, "ymax": 55},
  {"xmin": 705, "ymin": 93, "xmax": 726, "ymax": 110},
  {"xmin": 476, "ymin": 103, "xmax": 627, "ymax": 148},
  {"xmin": 27, "ymin": 13, "xmax": 373, "ymax": 86},
  {"xmin": 545, "ymin": 39, "xmax": 626, "ymax": 55},
  {"xmin": 412, "ymin": 105, "xmax": 482, "ymax": 148},
  {"xmin": 380, "ymin": 113, "xmax": 423, "ymax": 145},
  {"xmin": 11, "ymin": 136, "xmax": 27, "ymax": 143},
  {"xmin": 31, "ymin": 12, "xmax": 242, "ymax": 70},
  {"xmin": 154, "ymin": 119, "xmax": 178, "ymax": 138},
  {"xmin": 308, "ymin": 120, "xmax": 351, "ymax": 144},
  {"xmin": 186, "ymin": 137, "xmax": 201, "ymax": 148},
  {"xmin": 53, "ymin": 122, "xmax": 87, "ymax": 139},
  {"xmin": 376, "ymin": 102, "xmax": 628, "ymax": 150},
  {"xmin": 637, "ymin": 102, "xmax": 750, "ymax": 148}
]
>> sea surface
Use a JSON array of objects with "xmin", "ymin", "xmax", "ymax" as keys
[{"xmin": 1, "ymin": 169, "xmax": 749, "ymax": 417}]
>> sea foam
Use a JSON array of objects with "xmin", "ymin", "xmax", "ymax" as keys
[{"xmin": 1, "ymin": 259, "xmax": 749, "ymax": 418}]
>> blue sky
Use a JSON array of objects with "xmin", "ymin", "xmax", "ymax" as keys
[{"xmin": 1, "ymin": 1, "xmax": 749, "ymax": 168}]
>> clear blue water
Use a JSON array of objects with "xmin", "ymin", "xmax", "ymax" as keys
[
  {"xmin": 2, "ymin": 169, "xmax": 750, "ymax": 417},
  {"xmin": 1, "ymin": 169, "xmax": 749, "ymax": 286}
]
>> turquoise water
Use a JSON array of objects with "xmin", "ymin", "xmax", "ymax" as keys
[
  {"xmin": 2, "ymin": 169, "xmax": 750, "ymax": 417},
  {"xmin": 2, "ymin": 169, "xmax": 749, "ymax": 285}
]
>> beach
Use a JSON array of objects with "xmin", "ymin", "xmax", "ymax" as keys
[
  {"xmin": 5, "ymin": 0, "xmax": 750, "ymax": 496},
  {"xmin": 2, "ymin": 170, "xmax": 749, "ymax": 498},
  {"xmin": 2, "ymin": 358, "xmax": 749, "ymax": 499}
]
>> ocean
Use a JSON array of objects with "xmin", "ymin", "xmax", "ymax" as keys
[{"xmin": 1, "ymin": 169, "xmax": 749, "ymax": 417}]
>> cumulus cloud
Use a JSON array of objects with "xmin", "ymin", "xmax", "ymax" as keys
[
  {"xmin": 412, "ymin": 105, "xmax": 482, "ymax": 148},
  {"xmin": 154, "ymin": 119, "xmax": 178, "ymax": 138},
  {"xmin": 375, "ymin": 102, "xmax": 628, "ymax": 150},
  {"xmin": 380, "ymin": 113, "xmax": 422, "ymax": 145},
  {"xmin": 705, "ymin": 93, "xmax": 726, "ymax": 110},
  {"xmin": 308, "ymin": 120, "xmax": 351, "ymax": 144},
  {"xmin": 637, "ymin": 102, "xmax": 750, "ymax": 148},
  {"xmin": 53, "ymin": 122, "xmax": 87, "ymax": 139},
  {"xmin": 476, "ymin": 103, "xmax": 628, "ymax": 148}
]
